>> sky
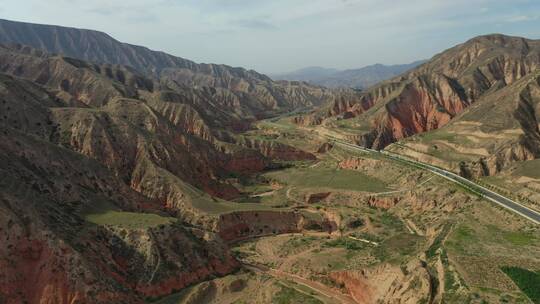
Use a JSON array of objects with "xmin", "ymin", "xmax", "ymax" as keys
[{"xmin": 1, "ymin": 0, "xmax": 540, "ymax": 74}]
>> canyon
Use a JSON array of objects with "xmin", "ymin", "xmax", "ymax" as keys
[{"xmin": 0, "ymin": 18, "xmax": 539, "ymax": 304}]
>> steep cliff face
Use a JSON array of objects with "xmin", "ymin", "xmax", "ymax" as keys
[
  {"xmin": 0, "ymin": 44, "xmax": 152, "ymax": 107},
  {"xmin": 363, "ymin": 75, "xmax": 470, "ymax": 148},
  {"xmin": 0, "ymin": 123, "xmax": 239, "ymax": 303},
  {"xmin": 298, "ymin": 34, "xmax": 540, "ymax": 149},
  {"xmin": 390, "ymin": 71, "xmax": 540, "ymax": 177},
  {"xmin": 513, "ymin": 79, "xmax": 540, "ymax": 157},
  {"xmin": 0, "ymin": 44, "xmax": 273, "ymax": 207},
  {"xmin": 0, "ymin": 47, "xmax": 285, "ymax": 303},
  {"xmin": 0, "ymin": 18, "xmax": 263, "ymax": 80}
]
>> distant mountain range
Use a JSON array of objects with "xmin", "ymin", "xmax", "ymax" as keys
[{"xmin": 270, "ymin": 60, "xmax": 426, "ymax": 89}]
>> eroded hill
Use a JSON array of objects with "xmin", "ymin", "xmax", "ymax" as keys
[
  {"xmin": 0, "ymin": 18, "xmax": 364, "ymax": 122},
  {"xmin": 297, "ymin": 34, "xmax": 540, "ymax": 154}
]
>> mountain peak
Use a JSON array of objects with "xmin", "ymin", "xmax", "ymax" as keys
[{"xmin": 465, "ymin": 33, "xmax": 534, "ymax": 50}]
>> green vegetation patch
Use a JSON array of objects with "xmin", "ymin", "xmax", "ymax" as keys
[
  {"xmin": 426, "ymin": 223, "xmax": 453, "ymax": 258},
  {"xmin": 377, "ymin": 212, "xmax": 404, "ymax": 231},
  {"xmin": 374, "ymin": 233, "xmax": 425, "ymax": 264},
  {"xmin": 502, "ymin": 231, "xmax": 537, "ymax": 246},
  {"xmin": 335, "ymin": 118, "xmax": 371, "ymax": 132},
  {"xmin": 273, "ymin": 283, "xmax": 323, "ymax": 304},
  {"xmin": 323, "ymin": 237, "xmax": 365, "ymax": 250},
  {"xmin": 85, "ymin": 210, "xmax": 176, "ymax": 229},
  {"xmin": 501, "ymin": 266, "xmax": 540, "ymax": 304},
  {"xmin": 264, "ymin": 167, "xmax": 388, "ymax": 193},
  {"xmin": 453, "ymin": 225, "xmax": 475, "ymax": 243},
  {"xmin": 280, "ymin": 236, "xmax": 319, "ymax": 255},
  {"xmin": 445, "ymin": 224, "xmax": 477, "ymax": 254},
  {"xmin": 416, "ymin": 128, "xmax": 472, "ymax": 147},
  {"xmin": 514, "ymin": 159, "xmax": 540, "ymax": 179},
  {"xmin": 82, "ymin": 199, "xmax": 177, "ymax": 229},
  {"xmin": 487, "ymin": 225, "xmax": 537, "ymax": 247}
]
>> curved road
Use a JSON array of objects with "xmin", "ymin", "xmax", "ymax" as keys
[{"xmin": 330, "ymin": 138, "xmax": 540, "ymax": 225}]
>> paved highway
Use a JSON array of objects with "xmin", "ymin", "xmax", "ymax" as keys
[{"xmin": 330, "ymin": 138, "xmax": 540, "ymax": 225}]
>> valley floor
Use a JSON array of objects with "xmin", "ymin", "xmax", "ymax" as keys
[{"xmin": 152, "ymin": 116, "xmax": 540, "ymax": 304}]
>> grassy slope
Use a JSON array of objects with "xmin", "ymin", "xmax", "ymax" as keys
[
  {"xmin": 264, "ymin": 166, "xmax": 388, "ymax": 193},
  {"xmin": 501, "ymin": 267, "xmax": 540, "ymax": 304},
  {"xmin": 273, "ymin": 283, "xmax": 323, "ymax": 304},
  {"xmin": 82, "ymin": 199, "xmax": 177, "ymax": 229},
  {"xmin": 514, "ymin": 159, "xmax": 540, "ymax": 179}
]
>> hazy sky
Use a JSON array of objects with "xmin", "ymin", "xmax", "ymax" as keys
[{"xmin": 1, "ymin": 0, "xmax": 540, "ymax": 73}]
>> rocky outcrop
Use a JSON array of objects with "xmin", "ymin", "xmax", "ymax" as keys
[
  {"xmin": 0, "ymin": 212, "xmax": 238, "ymax": 304},
  {"xmin": 215, "ymin": 210, "xmax": 336, "ymax": 242},
  {"xmin": 108, "ymin": 226, "xmax": 238, "ymax": 299},
  {"xmin": 464, "ymin": 145, "xmax": 536, "ymax": 177},
  {"xmin": 367, "ymin": 196, "xmax": 400, "ymax": 209},
  {"xmin": 143, "ymin": 92, "xmax": 216, "ymax": 142},
  {"xmin": 366, "ymin": 75, "xmax": 470, "ymax": 148},
  {"xmin": 216, "ymin": 210, "xmax": 302, "ymax": 242},
  {"xmin": 49, "ymin": 100, "xmax": 241, "ymax": 203},
  {"xmin": 330, "ymin": 260, "xmax": 433, "ymax": 304}
]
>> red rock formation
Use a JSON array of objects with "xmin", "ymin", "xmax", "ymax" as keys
[
  {"xmin": 369, "ymin": 75, "xmax": 469, "ymax": 148},
  {"xmin": 298, "ymin": 34, "xmax": 540, "ymax": 150},
  {"xmin": 330, "ymin": 261, "xmax": 432, "ymax": 304},
  {"xmin": 215, "ymin": 210, "xmax": 337, "ymax": 242},
  {"xmin": 330, "ymin": 271, "xmax": 374, "ymax": 304}
]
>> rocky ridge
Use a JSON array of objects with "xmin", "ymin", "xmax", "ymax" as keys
[
  {"xmin": 0, "ymin": 18, "xmax": 361, "ymax": 123},
  {"xmin": 0, "ymin": 42, "xmax": 321, "ymax": 303},
  {"xmin": 297, "ymin": 34, "xmax": 540, "ymax": 152}
]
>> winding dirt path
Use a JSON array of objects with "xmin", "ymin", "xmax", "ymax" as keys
[
  {"xmin": 243, "ymin": 262, "xmax": 357, "ymax": 304},
  {"xmin": 285, "ymin": 187, "xmax": 304, "ymax": 204}
]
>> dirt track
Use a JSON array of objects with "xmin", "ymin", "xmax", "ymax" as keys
[{"xmin": 243, "ymin": 262, "xmax": 357, "ymax": 304}]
